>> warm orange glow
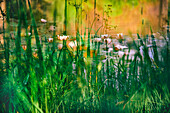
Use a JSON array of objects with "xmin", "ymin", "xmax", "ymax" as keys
[
  {"xmin": 22, "ymin": 45, "xmax": 27, "ymax": 51},
  {"xmin": 83, "ymin": 50, "xmax": 97, "ymax": 58},
  {"xmin": 33, "ymin": 52, "xmax": 38, "ymax": 58}
]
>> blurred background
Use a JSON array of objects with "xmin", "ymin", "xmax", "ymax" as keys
[{"xmin": 0, "ymin": 0, "xmax": 169, "ymax": 36}]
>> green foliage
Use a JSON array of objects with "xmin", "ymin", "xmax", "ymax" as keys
[{"xmin": 0, "ymin": 0, "xmax": 169, "ymax": 113}]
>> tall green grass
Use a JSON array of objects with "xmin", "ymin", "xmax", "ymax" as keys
[{"xmin": 0, "ymin": 0, "xmax": 169, "ymax": 113}]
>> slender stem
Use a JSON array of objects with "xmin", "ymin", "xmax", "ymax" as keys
[
  {"xmin": 27, "ymin": 0, "xmax": 44, "ymax": 75},
  {"xmin": 64, "ymin": 0, "xmax": 67, "ymax": 35}
]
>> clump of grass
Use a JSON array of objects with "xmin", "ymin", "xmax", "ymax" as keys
[{"xmin": 0, "ymin": 1, "xmax": 169, "ymax": 113}]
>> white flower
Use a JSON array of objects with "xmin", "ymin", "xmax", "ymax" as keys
[
  {"xmin": 24, "ymin": 32, "xmax": 31, "ymax": 36},
  {"xmin": 68, "ymin": 41, "xmax": 77, "ymax": 48},
  {"xmin": 120, "ymin": 45, "xmax": 128, "ymax": 49},
  {"xmin": 48, "ymin": 38, "xmax": 53, "ymax": 43},
  {"xmin": 35, "ymin": 49, "xmax": 38, "ymax": 52},
  {"xmin": 41, "ymin": 19, "xmax": 47, "ymax": 23},
  {"xmin": 114, "ymin": 44, "xmax": 128, "ymax": 50},
  {"xmin": 58, "ymin": 35, "xmax": 69, "ymax": 40},
  {"xmin": 108, "ymin": 48, "xmax": 113, "ymax": 52},
  {"xmin": 101, "ymin": 34, "xmax": 109, "ymax": 39},
  {"xmin": 58, "ymin": 44, "xmax": 63, "ymax": 50},
  {"xmin": 104, "ymin": 38, "xmax": 112, "ymax": 44},
  {"xmin": 94, "ymin": 38, "xmax": 102, "ymax": 42},
  {"xmin": 117, "ymin": 33, "xmax": 123, "ymax": 39},
  {"xmin": 118, "ymin": 51, "xmax": 124, "ymax": 58},
  {"xmin": 28, "ymin": 32, "xmax": 31, "ymax": 36}
]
